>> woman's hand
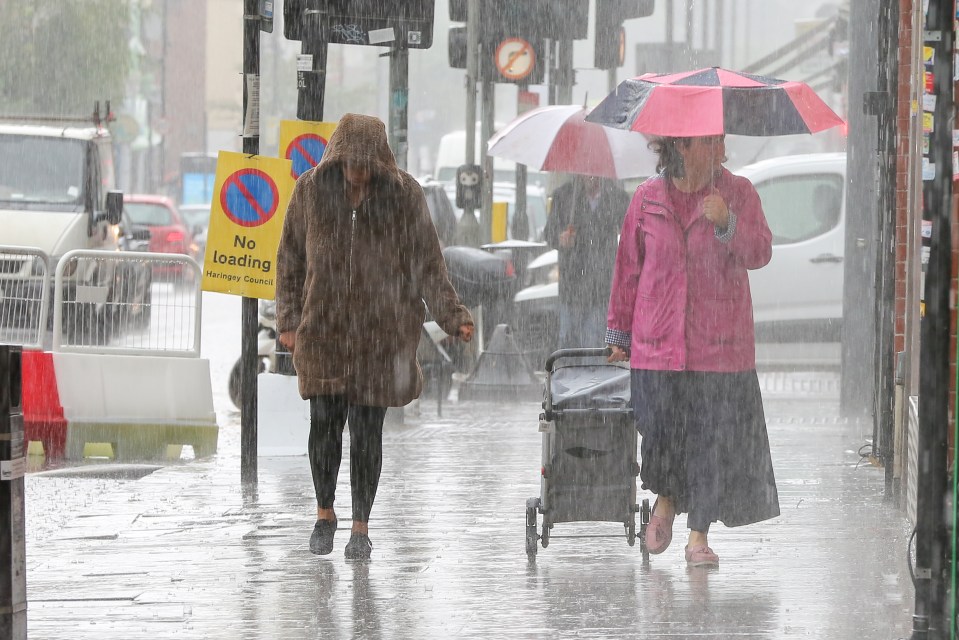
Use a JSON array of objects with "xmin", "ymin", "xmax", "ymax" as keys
[
  {"xmin": 457, "ymin": 324, "xmax": 474, "ymax": 342},
  {"xmin": 607, "ymin": 345, "xmax": 628, "ymax": 363},
  {"xmin": 703, "ymin": 188, "xmax": 729, "ymax": 229},
  {"xmin": 559, "ymin": 224, "xmax": 576, "ymax": 248},
  {"xmin": 279, "ymin": 331, "xmax": 296, "ymax": 354}
]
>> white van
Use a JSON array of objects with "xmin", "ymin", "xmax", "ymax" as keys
[
  {"xmin": 512, "ymin": 153, "xmax": 848, "ymax": 366},
  {"xmin": 0, "ymin": 119, "xmax": 125, "ymax": 341},
  {"xmin": 434, "ymin": 126, "xmax": 546, "ymax": 187}
]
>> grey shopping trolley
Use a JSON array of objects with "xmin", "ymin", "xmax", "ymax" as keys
[{"xmin": 526, "ymin": 347, "xmax": 651, "ymax": 561}]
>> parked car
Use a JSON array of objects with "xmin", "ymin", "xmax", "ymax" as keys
[
  {"xmin": 178, "ymin": 203, "xmax": 211, "ymax": 265},
  {"xmin": 418, "ymin": 178, "xmax": 458, "ymax": 247},
  {"xmin": 739, "ymin": 153, "xmax": 845, "ymax": 342},
  {"xmin": 113, "ymin": 213, "xmax": 154, "ymax": 330},
  {"xmin": 512, "ymin": 153, "xmax": 848, "ymax": 366},
  {"xmin": 123, "ymin": 194, "xmax": 198, "ymax": 281}
]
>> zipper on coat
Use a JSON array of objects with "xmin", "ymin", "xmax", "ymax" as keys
[{"xmin": 348, "ymin": 208, "xmax": 357, "ymax": 383}]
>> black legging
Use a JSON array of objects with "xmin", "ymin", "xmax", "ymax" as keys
[{"xmin": 308, "ymin": 395, "xmax": 387, "ymax": 523}]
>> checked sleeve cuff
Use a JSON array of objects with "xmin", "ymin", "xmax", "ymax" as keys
[
  {"xmin": 605, "ymin": 328, "xmax": 631, "ymax": 350},
  {"xmin": 714, "ymin": 211, "xmax": 737, "ymax": 244}
]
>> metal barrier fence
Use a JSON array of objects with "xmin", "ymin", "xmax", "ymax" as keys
[
  {"xmin": 53, "ymin": 250, "xmax": 203, "ymax": 357},
  {"xmin": 0, "ymin": 246, "xmax": 50, "ymax": 351}
]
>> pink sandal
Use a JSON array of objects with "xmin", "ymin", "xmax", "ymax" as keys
[
  {"xmin": 685, "ymin": 545, "xmax": 720, "ymax": 567},
  {"xmin": 645, "ymin": 499, "xmax": 675, "ymax": 555}
]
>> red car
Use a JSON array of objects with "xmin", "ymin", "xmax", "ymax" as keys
[{"xmin": 123, "ymin": 195, "xmax": 198, "ymax": 280}]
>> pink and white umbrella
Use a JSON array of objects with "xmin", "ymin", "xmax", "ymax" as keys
[
  {"xmin": 486, "ymin": 104, "xmax": 658, "ymax": 179},
  {"xmin": 586, "ymin": 67, "xmax": 845, "ymax": 137}
]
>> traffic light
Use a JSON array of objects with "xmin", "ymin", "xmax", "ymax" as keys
[
  {"xmin": 448, "ymin": 25, "xmax": 468, "ymax": 69},
  {"xmin": 450, "ymin": 0, "xmax": 588, "ymax": 42},
  {"xmin": 595, "ymin": 0, "xmax": 655, "ymax": 69},
  {"xmin": 284, "ymin": 0, "xmax": 435, "ymax": 48},
  {"xmin": 455, "ymin": 165, "xmax": 483, "ymax": 209},
  {"xmin": 448, "ymin": 0, "xmax": 589, "ymax": 83}
]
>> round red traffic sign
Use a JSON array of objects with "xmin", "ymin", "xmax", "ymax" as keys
[
  {"xmin": 285, "ymin": 133, "xmax": 329, "ymax": 179},
  {"xmin": 495, "ymin": 37, "xmax": 535, "ymax": 81},
  {"xmin": 219, "ymin": 169, "xmax": 279, "ymax": 228}
]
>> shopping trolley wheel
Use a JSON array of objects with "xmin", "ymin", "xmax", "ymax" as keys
[{"xmin": 526, "ymin": 498, "xmax": 540, "ymax": 559}]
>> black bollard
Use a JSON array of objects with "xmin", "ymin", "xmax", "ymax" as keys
[{"xmin": 0, "ymin": 344, "xmax": 26, "ymax": 639}]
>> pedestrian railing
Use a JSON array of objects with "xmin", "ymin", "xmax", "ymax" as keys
[
  {"xmin": 52, "ymin": 250, "xmax": 203, "ymax": 357},
  {"xmin": 0, "ymin": 245, "xmax": 50, "ymax": 351}
]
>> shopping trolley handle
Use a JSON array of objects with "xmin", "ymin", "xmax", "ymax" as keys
[{"xmin": 544, "ymin": 347, "xmax": 613, "ymax": 373}]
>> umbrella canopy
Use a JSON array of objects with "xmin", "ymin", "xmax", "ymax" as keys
[
  {"xmin": 487, "ymin": 104, "xmax": 658, "ymax": 179},
  {"xmin": 586, "ymin": 67, "xmax": 845, "ymax": 138}
]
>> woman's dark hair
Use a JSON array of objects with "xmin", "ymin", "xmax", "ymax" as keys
[{"xmin": 648, "ymin": 137, "xmax": 691, "ymax": 178}]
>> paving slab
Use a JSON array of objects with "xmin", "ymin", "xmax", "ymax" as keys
[{"xmin": 24, "ymin": 372, "xmax": 914, "ymax": 639}]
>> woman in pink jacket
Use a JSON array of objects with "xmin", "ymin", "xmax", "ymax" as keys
[{"xmin": 606, "ymin": 134, "xmax": 780, "ymax": 567}]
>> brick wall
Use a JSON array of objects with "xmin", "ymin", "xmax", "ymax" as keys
[
  {"xmin": 895, "ymin": 0, "xmax": 911, "ymax": 358},
  {"xmin": 896, "ymin": 0, "xmax": 958, "ymax": 449}
]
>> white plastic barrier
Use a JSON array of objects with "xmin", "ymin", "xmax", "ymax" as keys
[
  {"xmin": 54, "ymin": 353, "xmax": 215, "ymax": 423},
  {"xmin": 53, "ymin": 353, "xmax": 218, "ymax": 459}
]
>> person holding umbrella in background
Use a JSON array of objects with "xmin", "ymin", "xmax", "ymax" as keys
[
  {"xmin": 590, "ymin": 68, "xmax": 844, "ymax": 567},
  {"xmin": 544, "ymin": 174, "xmax": 631, "ymax": 348},
  {"xmin": 485, "ymin": 104, "xmax": 656, "ymax": 349}
]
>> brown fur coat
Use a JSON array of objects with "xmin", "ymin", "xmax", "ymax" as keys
[{"xmin": 275, "ymin": 114, "xmax": 472, "ymax": 406}]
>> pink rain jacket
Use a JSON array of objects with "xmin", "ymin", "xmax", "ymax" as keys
[{"xmin": 607, "ymin": 169, "xmax": 772, "ymax": 372}]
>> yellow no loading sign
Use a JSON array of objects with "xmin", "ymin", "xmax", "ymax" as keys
[
  {"xmin": 202, "ymin": 151, "xmax": 294, "ymax": 299},
  {"xmin": 495, "ymin": 37, "xmax": 535, "ymax": 81}
]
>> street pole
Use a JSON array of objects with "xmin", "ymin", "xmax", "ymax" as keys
[
  {"xmin": 456, "ymin": 0, "xmax": 481, "ymax": 248},
  {"xmin": 840, "ymin": 0, "xmax": 880, "ymax": 419},
  {"xmin": 870, "ymin": 0, "xmax": 899, "ymax": 497},
  {"xmin": 296, "ymin": 1, "xmax": 329, "ymax": 122},
  {"xmin": 512, "ymin": 84, "xmax": 530, "ymax": 242},
  {"xmin": 480, "ymin": 70, "xmax": 495, "ymax": 246},
  {"xmin": 912, "ymin": 0, "xmax": 954, "ymax": 635},
  {"xmin": 240, "ymin": 0, "xmax": 260, "ymax": 485},
  {"xmin": 0, "ymin": 345, "xmax": 25, "ymax": 640},
  {"xmin": 556, "ymin": 38, "xmax": 574, "ymax": 105},
  {"xmin": 388, "ymin": 46, "xmax": 409, "ymax": 171},
  {"xmin": 277, "ymin": 0, "xmax": 329, "ymax": 378}
]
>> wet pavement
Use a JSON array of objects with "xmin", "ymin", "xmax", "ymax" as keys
[
  {"xmin": 19, "ymin": 287, "xmax": 913, "ymax": 637},
  {"xmin": 21, "ymin": 367, "xmax": 915, "ymax": 639}
]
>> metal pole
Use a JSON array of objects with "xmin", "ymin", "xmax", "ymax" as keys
[
  {"xmin": 912, "ymin": 0, "xmax": 954, "ymax": 635},
  {"xmin": 457, "ymin": 0, "xmax": 481, "ymax": 247},
  {"xmin": 557, "ymin": 38, "xmax": 574, "ymax": 104},
  {"xmin": 240, "ymin": 0, "xmax": 260, "ymax": 485},
  {"xmin": 0, "ymin": 345, "xmax": 25, "ymax": 640},
  {"xmin": 872, "ymin": 0, "xmax": 899, "ymax": 497},
  {"xmin": 280, "ymin": 1, "xmax": 328, "ymax": 376},
  {"xmin": 714, "ymin": 0, "xmax": 725, "ymax": 66},
  {"xmin": 666, "ymin": 0, "xmax": 674, "ymax": 49},
  {"xmin": 840, "ymin": 0, "xmax": 880, "ymax": 418},
  {"xmin": 388, "ymin": 46, "xmax": 409, "ymax": 171},
  {"xmin": 480, "ymin": 72, "xmax": 495, "ymax": 245},
  {"xmin": 296, "ymin": 1, "xmax": 328, "ymax": 122},
  {"xmin": 513, "ymin": 84, "xmax": 529, "ymax": 242}
]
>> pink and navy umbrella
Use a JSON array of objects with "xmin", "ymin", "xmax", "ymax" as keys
[
  {"xmin": 487, "ymin": 104, "xmax": 658, "ymax": 179},
  {"xmin": 586, "ymin": 67, "xmax": 844, "ymax": 138}
]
